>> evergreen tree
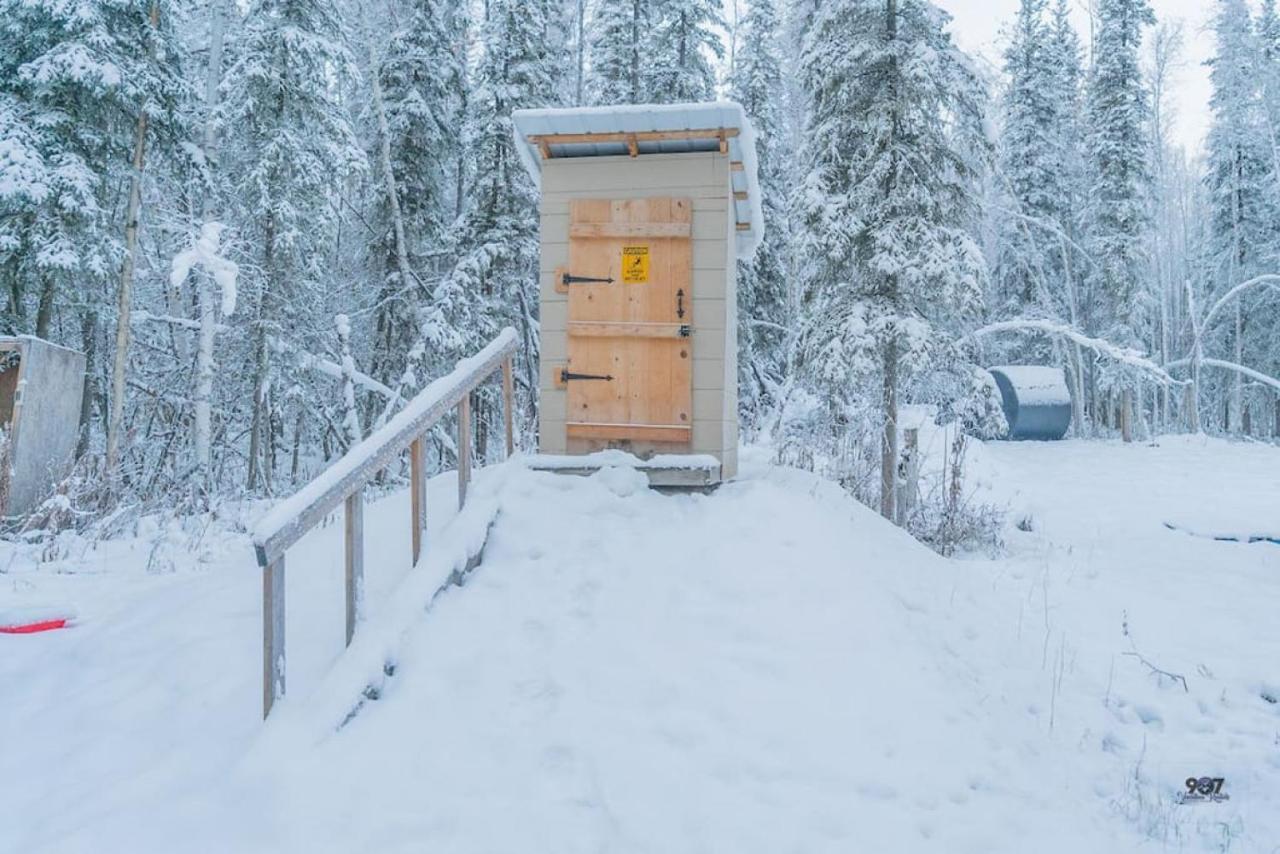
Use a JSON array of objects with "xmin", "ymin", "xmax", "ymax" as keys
[
  {"xmin": 1084, "ymin": 0, "xmax": 1154, "ymax": 437},
  {"xmin": 0, "ymin": 0, "xmax": 185, "ymax": 340},
  {"xmin": 445, "ymin": 0, "xmax": 560, "ymax": 439},
  {"xmin": 1257, "ymin": 0, "xmax": 1280, "ymax": 340},
  {"xmin": 797, "ymin": 0, "xmax": 988, "ymax": 519},
  {"xmin": 1205, "ymin": 0, "xmax": 1271, "ymax": 431},
  {"xmin": 367, "ymin": 0, "xmax": 466, "ymax": 391},
  {"xmin": 728, "ymin": 0, "xmax": 789, "ymax": 425},
  {"xmin": 1260, "ymin": 0, "xmax": 1280, "ymax": 159},
  {"xmin": 994, "ymin": 0, "xmax": 1059, "ymax": 322},
  {"xmin": 221, "ymin": 0, "xmax": 365, "ymax": 489},
  {"xmin": 643, "ymin": 0, "xmax": 724, "ymax": 102},
  {"xmin": 585, "ymin": 0, "xmax": 646, "ymax": 105}
]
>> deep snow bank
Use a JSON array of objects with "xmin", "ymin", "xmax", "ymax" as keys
[{"xmin": 6, "ymin": 438, "xmax": 1279, "ymax": 853}]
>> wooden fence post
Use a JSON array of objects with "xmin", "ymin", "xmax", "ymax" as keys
[
  {"xmin": 502, "ymin": 356, "xmax": 515, "ymax": 457},
  {"xmin": 458, "ymin": 393, "xmax": 472, "ymax": 508},
  {"xmin": 344, "ymin": 489, "xmax": 363, "ymax": 647},
  {"xmin": 263, "ymin": 556, "xmax": 285, "ymax": 718},
  {"xmin": 410, "ymin": 436, "xmax": 425, "ymax": 565}
]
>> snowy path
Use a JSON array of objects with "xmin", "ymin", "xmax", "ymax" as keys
[{"xmin": 4, "ymin": 437, "xmax": 1278, "ymax": 852}]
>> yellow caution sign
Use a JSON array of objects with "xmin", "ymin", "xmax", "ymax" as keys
[{"xmin": 621, "ymin": 245, "xmax": 649, "ymax": 283}]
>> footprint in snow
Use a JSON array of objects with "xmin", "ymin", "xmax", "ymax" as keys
[{"xmin": 1132, "ymin": 704, "xmax": 1163, "ymax": 727}]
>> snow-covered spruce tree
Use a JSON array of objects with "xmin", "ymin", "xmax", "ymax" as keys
[
  {"xmin": 1256, "ymin": 0, "xmax": 1280, "ymax": 434},
  {"xmin": 0, "ymin": 0, "xmax": 184, "ymax": 357},
  {"xmin": 445, "ymin": 0, "xmax": 560, "ymax": 457},
  {"xmin": 643, "ymin": 0, "xmax": 724, "ymax": 103},
  {"xmin": 1205, "ymin": 0, "xmax": 1273, "ymax": 433},
  {"xmin": 1261, "ymin": 0, "xmax": 1280, "ymax": 182},
  {"xmin": 993, "ymin": 0, "xmax": 1061, "ymax": 337},
  {"xmin": 220, "ymin": 0, "xmax": 365, "ymax": 491},
  {"xmin": 585, "ymin": 0, "xmax": 647, "ymax": 105},
  {"xmin": 728, "ymin": 0, "xmax": 790, "ymax": 429},
  {"xmin": 1145, "ymin": 19, "xmax": 1183, "ymax": 433},
  {"xmin": 0, "ymin": 92, "xmax": 64, "ymax": 336},
  {"xmin": 1084, "ymin": 0, "xmax": 1155, "ymax": 441},
  {"xmin": 1044, "ymin": 0, "xmax": 1090, "ymax": 432},
  {"xmin": 796, "ymin": 0, "xmax": 988, "ymax": 520},
  {"xmin": 365, "ymin": 0, "xmax": 466, "ymax": 396}
]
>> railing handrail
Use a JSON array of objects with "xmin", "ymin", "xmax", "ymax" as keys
[
  {"xmin": 252, "ymin": 327, "xmax": 519, "ymax": 566},
  {"xmin": 252, "ymin": 327, "xmax": 519, "ymax": 718}
]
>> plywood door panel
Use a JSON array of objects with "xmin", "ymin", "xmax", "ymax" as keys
[{"xmin": 566, "ymin": 197, "xmax": 692, "ymax": 443}]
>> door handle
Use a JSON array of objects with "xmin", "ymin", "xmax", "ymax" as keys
[{"xmin": 676, "ymin": 288, "xmax": 685, "ymax": 319}]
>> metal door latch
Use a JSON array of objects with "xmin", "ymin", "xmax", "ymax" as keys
[
  {"xmin": 679, "ymin": 325, "xmax": 691, "ymax": 337},
  {"xmin": 560, "ymin": 369, "xmax": 614, "ymax": 382},
  {"xmin": 562, "ymin": 273, "xmax": 615, "ymax": 285}
]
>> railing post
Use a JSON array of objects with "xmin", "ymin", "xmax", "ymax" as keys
[
  {"xmin": 501, "ymin": 356, "xmax": 515, "ymax": 457},
  {"xmin": 344, "ymin": 489, "xmax": 363, "ymax": 646},
  {"xmin": 458, "ymin": 392, "xmax": 472, "ymax": 508},
  {"xmin": 263, "ymin": 556, "xmax": 285, "ymax": 718},
  {"xmin": 410, "ymin": 436, "xmax": 425, "ymax": 565}
]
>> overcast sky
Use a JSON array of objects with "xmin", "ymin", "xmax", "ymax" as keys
[{"xmin": 934, "ymin": 0, "xmax": 1215, "ymax": 155}]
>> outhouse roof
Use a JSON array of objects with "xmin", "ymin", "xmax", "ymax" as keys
[{"xmin": 512, "ymin": 101, "xmax": 762, "ymax": 259}]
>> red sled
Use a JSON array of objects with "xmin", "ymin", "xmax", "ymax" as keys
[
  {"xmin": 0, "ymin": 618, "xmax": 69, "ymax": 634},
  {"xmin": 0, "ymin": 608, "xmax": 75, "ymax": 634}
]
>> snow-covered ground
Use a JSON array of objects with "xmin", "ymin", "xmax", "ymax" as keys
[{"xmin": 3, "ymin": 436, "xmax": 1277, "ymax": 852}]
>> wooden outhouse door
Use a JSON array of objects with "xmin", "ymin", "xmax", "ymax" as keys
[{"xmin": 560, "ymin": 197, "xmax": 693, "ymax": 444}]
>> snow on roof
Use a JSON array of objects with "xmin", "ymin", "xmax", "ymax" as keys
[
  {"xmin": 988, "ymin": 365, "xmax": 1071, "ymax": 407},
  {"xmin": 512, "ymin": 101, "xmax": 763, "ymax": 259}
]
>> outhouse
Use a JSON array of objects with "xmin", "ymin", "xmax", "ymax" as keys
[
  {"xmin": 0, "ymin": 336, "xmax": 86, "ymax": 516},
  {"xmin": 987, "ymin": 365, "xmax": 1072, "ymax": 440},
  {"xmin": 512, "ymin": 102, "xmax": 761, "ymax": 486}
]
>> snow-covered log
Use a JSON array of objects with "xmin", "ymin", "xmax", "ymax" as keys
[
  {"xmin": 1165, "ymin": 356, "xmax": 1280, "ymax": 393},
  {"xmin": 971, "ymin": 319, "xmax": 1184, "ymax": 386},
  {"xmin": 1198, "ymin": 274, "xmax": 1280, "ymax": 337}
]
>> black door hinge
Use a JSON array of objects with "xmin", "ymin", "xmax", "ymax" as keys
[
  {"xmin": 560, "ymin": 369, "xmax": 614, "ymax": 382},
  {"xmin": 562, "ymin": 273, "xmax": 615, "ymax": 285}
]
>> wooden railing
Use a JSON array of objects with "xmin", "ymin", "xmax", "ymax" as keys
[{"xmin": 251, "ymin": 328, "xmax": 519, "ymax": 718}]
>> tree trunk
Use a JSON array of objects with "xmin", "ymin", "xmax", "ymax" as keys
[
  {"xmin": 369, "ymin": 39, "xmax": 414, "ymax": 299},
  {"xmin": 1120, "ymin": 388, "xmax": 1133, "ymax": 443},
  {"xmin": 630, "ymin": 0, "xmax": 642, "ymax": 102},
  {"xmin": 880, "ymin": 335, "xmax": 898, "ymax": 521},
  {"xmin": 880, "ymin": 0, "xmax": 899, "ymax": 521},
  {"xmin": 575, "ymin": 0, "xmax": 585, "ymax": 105},
  {"xmin": 337, "ymin": 315, "xmax": 362, "ymax": 447},
  {"xmin": 35, "ymin": 273, "xmax": 55, "ymax": 339},
  {"xmin": 1230, "ymin": 301, "xmax": 1243, "ymax": 433},
  {"xmin": 193, "ymin": 0, "xmax": 229, "ymax": 488},
  {"xmin": 105, "ymin": 4, "xmax": 161, "ymax": 473},
  {"xmin": 247, "ymin": 213, "xmax": 275, "ymax": 492},
  {"xmin": 76, "ymin": 307, "xmax": 99, "ymax": 458}
]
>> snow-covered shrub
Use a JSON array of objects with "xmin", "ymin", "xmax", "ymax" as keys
[
  {"xmin": 771, "ymin": 385, "xmax": 1005, "ymax": 557},
  {"xmin": 901, "ymin": 430, "xmax": 1005, "ymax": 557},
  {"xmin": 955, "ymin": 368, "xmax": 1009, "ymax": 440}
]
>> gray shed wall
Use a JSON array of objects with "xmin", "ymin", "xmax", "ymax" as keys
[{"xmin": 2, "ymin": 337, "xmax": 86, "ymax": 515}]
